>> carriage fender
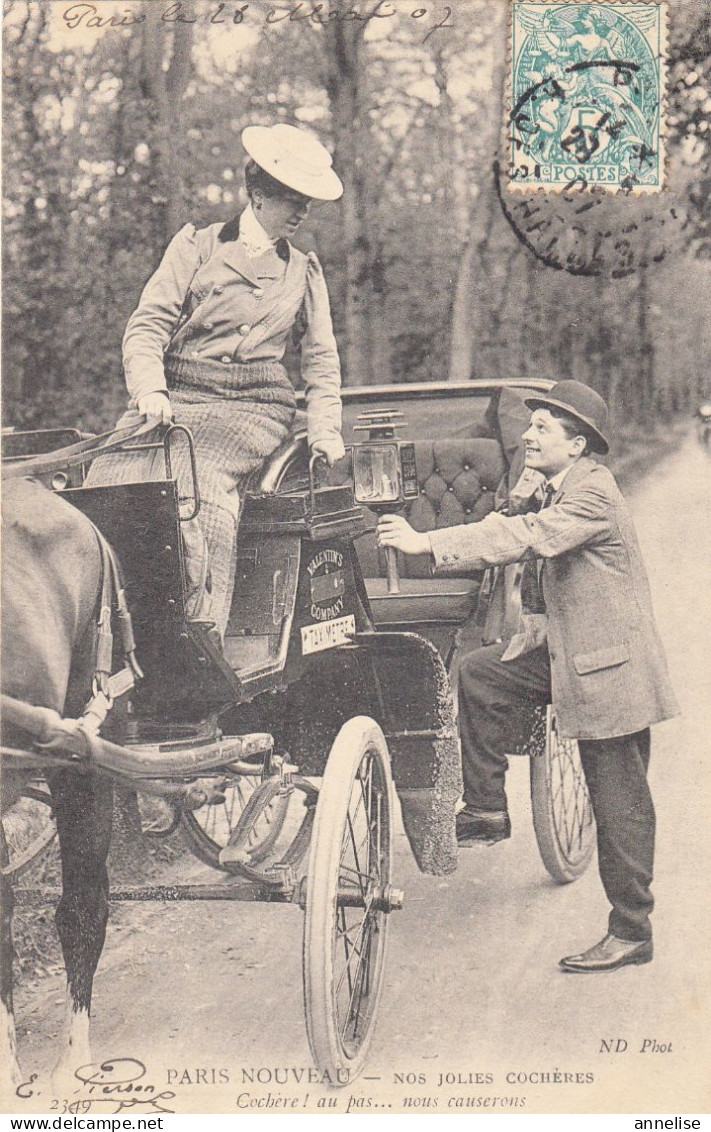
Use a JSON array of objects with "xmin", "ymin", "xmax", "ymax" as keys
[{"xmin": 352, "ymin": 631, "xmax": 461, "ymax": 876}]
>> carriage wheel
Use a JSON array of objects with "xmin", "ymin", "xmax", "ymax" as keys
[
  {"xmin": 1, "ymin": 782, "xmax": 57, "ymax": 879},
  {"xmin": 303, "ymin": 716, "xmax": 400, "ymax": 1081},
  {"xmin": 180, "ymin": 767, "xmax": 289, "ymax": 869},
  {"xmin": 530, "ymin": 706, "xmax": 595, "ymax": 884}
]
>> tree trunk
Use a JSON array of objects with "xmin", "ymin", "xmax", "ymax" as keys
[
  {"xmin": 323, "ymin": 23, "xmax": 375, "ymax": 386},
  {"xmin": 448, "ymin": 242, "xmax": 477, "ymax": 382},
  {"xmin": 432, "ymin": 47, "xmax": 478, "ymax": 383},
  {"xmin": 447, "ymin": 10, "xmax": 508, "ymax": 381},
  {"xmin": 637, "ymin": 257, "xmax": 656, "ymax": 421},
  {"xmin": 139, "ymin": 9, "xmax": 194, "ymax": 255}
]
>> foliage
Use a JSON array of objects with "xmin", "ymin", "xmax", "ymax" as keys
[{"xmin": 2, "ymin": 0, "xmax": 711, "ymax": 433}]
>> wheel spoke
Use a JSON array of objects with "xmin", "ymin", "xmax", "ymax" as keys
[
  {"xmin": 304, "ymin": 720, "xmax": 393, "ymax": 1073},
  {"xmin": 531, "ymin": 708, "xmax": 595, "ymax": 883},
  {"xmin": 345, "ymin": 813, "xmax": 368, "ymax": 900},
  {"xmin": 341, "ymin": 917, "xmax": 377, "ymax": 1043},
  {"xmin": 339, "ymin": 862, "xmax": 376, "ymax": 886},
  {"xmin": 343, "ymin": 756, "xmax": 376, "ymax": 900},
  {"xmin": 549, "ymin": 735, "xmax": 593, "ymax": 855},
  {"xmin": 335, "ymin": 767, "xmax": 384, "ymax": 1032},
  {"xmin": 335, "ymin": 912, "xmax": 369, "ymax": 999}
]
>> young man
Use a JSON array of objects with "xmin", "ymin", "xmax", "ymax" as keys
[{"xmin": 377, "ymin": 381, "xmax": 678, "ymax": 972}]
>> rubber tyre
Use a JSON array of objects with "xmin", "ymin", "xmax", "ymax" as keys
[
  {"xmin": 303, "ymin": 717, "xmax": 394, "ymax": 1082},
  {"xmin": 530, "ymin": 706, "xmax": 595, "ymax": 884}
]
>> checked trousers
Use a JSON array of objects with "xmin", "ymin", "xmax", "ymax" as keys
[{"xmin": 458, "ymin": 641, "xmax": 656, "ymax": 942}]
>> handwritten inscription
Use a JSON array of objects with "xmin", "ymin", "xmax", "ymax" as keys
[
  {"xmin": 16, "ymin": 1058, "xmax": 176, "ymax": 1115},
  {"xmin": 61, "ymin": 2, "xmax": 455, "ymax": 43}
]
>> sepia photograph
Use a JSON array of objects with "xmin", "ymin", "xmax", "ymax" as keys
[{"xmin": 1, "ymin": 0, "xmax": 710, "ymax": 1120}]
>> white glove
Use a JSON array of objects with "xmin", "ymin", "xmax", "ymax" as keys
[
  {"xmin": 310, "ymin": 435, "xmax": 346, "ymax": 467},
  {"xmin": 137, "ymin": 391, "xmax": 173, "ymax": 425}
]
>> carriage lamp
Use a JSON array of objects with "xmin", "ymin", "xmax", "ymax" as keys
[{"xmin": 352, "ymin": 411, "xmax": 418, "ymax": 595}]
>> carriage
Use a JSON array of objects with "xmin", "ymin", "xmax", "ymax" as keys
[{"xmin": 1, "ymin": 378, "xmax": 595, "ymax": 1084}]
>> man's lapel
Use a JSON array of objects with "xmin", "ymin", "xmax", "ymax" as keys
[{"xmin": 551, "ymin": 455, "xmax": 596, "ymax": 503}]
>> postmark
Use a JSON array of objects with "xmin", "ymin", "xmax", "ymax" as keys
[{"xmin": 507, "ymin": 1, "xmax": 667, "ymax": 193}]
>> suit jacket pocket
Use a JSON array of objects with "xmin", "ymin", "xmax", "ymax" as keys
[{"xmin": 573, "ymin": 642, "xmax": 630, "ymax": 675}]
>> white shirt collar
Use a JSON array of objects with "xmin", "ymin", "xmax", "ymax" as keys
[
  {"xmin": 546, "ymin": 463, "xmax": 576, "ymax": 493},
  {"xmin": 239, "ymin": 205, "xmax": 275, "ymax": 259}
]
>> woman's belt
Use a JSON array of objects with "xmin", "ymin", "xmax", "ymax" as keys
[{"xmin": 164, "ymin": 353, "xmax": 297, "ymax": 409}]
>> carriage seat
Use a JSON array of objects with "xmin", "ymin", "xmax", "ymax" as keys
[{"xmin": 355, "ymin": 438, "xmax": 507, "ymax": 629}]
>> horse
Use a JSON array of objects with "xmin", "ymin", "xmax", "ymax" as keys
[{"xmin": 1, "ymin": 475, "xmax": 114, "ymax": 1094}]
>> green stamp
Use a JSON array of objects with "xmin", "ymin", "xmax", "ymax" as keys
[{"xmin": 508, "ymin": 2, "xmax": 667, "ymax": 192}]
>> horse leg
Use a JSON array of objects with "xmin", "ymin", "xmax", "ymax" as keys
[
  {"xmin": 47, "ymin": 771, "xmax": 113, "ymax": 1090},
  {"xmin": 0, "ymin": 822, "xmax": 22, "ymax": 1095}
]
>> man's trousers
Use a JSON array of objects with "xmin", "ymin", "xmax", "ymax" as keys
[{"xmin": 458, "ymin": 641, "xmax": 655, "ymax": 942}]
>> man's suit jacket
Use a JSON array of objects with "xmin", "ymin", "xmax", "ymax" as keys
[{"xmin": 429, "ymin": 457, "xmax": 679, "ymax": 740}]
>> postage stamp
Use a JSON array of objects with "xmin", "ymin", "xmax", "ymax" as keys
[{"xmin": 508, "ymin": 1, "xmax": 668, "ymax": 192}]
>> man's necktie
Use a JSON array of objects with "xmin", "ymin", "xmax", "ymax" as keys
[
  {"xmin": 519, "ymin": 483, "xmax": 555, "ymax": 613},
  {"xmin": 539, "ymin": 483, "xmax": 556, "ymax": 511}
]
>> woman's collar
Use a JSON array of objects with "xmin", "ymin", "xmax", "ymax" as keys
[{"xmin": 218, "ymin": 208, "xmax": 290, "ymax": 261}]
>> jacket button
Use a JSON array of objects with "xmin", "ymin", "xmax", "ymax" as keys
[
  {"xmin": 463, "ymin": 463, "xmax": 470, "ymax": 471},
  {"xmin": 203, "ymin": 321, "xmax": 214, "ymax": 331},
  {"xmin": 213, "ymin": 285, "xmax": 224, "ymax": 295},
  {"xmin": 253, "ymin": 289, "xmax": 264, "ymax": 299},
  {"xmin": 220, "ymin": 354, "xmax": 232, "ymax": 364},
  {"xmin": 238, "ymin": 323, "xmax": 250, "ymax": 335}
]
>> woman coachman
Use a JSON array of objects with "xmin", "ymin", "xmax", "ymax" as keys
[{"xmin": 88, "ymin": 123, "xmax": 345, "ymax": 637}]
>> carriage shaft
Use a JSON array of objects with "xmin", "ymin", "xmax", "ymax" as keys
[{"xmin": 12, "ymin": 883, "xmax": 296, "ymax": 904}]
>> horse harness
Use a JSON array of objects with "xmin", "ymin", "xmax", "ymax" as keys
[{"xmin": 1, "ymin": 421, "xmax": 150, "ymax": 764}]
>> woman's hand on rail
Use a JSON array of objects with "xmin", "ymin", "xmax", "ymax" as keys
[
  {"xmin": 137, "ymin": 391, "xmax": 174, "ymax": 425},
  {"xmin": 310, "ymin": 436, "xmax": 346, "ymax": 467}
]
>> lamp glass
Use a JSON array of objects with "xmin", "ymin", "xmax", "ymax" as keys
[{"xmin": 353, "ymin": 444, "xmax": 401, "ymax": 504}]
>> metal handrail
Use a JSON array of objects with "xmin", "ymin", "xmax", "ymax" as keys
[{"xmin": 110, "ymin": 423, "xmax": 201, "ymax": 521}]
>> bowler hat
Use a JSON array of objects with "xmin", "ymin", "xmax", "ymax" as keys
[
  {"xmin": 525, "ymin": 381, "xmax": 611, "ymax": 454},
  {"xmin": 241, "ymin": 124, "xmax": 343, "ymax": 201}
]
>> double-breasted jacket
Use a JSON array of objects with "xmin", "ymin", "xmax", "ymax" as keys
[{"xmin": 122, "ymin": 218, "xmax": 342, "ymax": 449}]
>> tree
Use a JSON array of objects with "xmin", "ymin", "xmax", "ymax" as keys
[{"xmin": 137, "ymin": 8, "xmax": 195, "ymax": 253}]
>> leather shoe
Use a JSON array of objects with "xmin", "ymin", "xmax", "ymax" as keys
[
  {"xmin": 456, "ymin": 810, "xmax": 511, "ymax": 846},
  {"xmin": 559, "ymin": 933, "xmax": 653, "ymax": 973}
]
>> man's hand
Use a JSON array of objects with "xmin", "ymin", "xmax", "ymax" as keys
[
  {"xmin": 377, "ymin": 515, "xmax": 432, "ymax": 557},
  {"xmin": 311, "ymin": 436, "xmax": 346, "ymax": 467},
  {"xmin": 137, "ymin": 391, "xmax": 173, "ymax": 425}
]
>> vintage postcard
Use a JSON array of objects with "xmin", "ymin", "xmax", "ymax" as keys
[{"xmin": 2, "ymin": 0, "xmax": 710, "ymax": 1121}]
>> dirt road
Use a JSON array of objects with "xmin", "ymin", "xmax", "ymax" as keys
[{"xmin": 10, "ymin": 430, "xmax": 711, "ymax": 1115}]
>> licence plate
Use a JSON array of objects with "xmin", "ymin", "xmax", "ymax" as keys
[{"xmin": 301, "ymin": 614, "xmax": 356, "ymax": 655}]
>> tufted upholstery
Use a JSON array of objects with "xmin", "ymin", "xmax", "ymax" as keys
[{"xmin": 356, "ymin": 438, "xmax": 507, "ymax": 581}]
